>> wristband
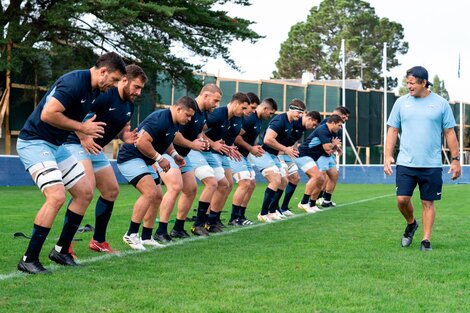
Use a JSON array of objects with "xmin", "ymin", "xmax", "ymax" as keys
[
  {"xmin": 153, "ymin": 153, "xmax": 163, "ymax": 163},
  {"xmin": 170, "ymin": 150, "xmax": 179, "ymax": 158}
]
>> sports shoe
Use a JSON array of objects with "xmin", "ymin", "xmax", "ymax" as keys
[
  {"xmin": 216, "ymin": 220, "xmax": 226, "ymax": 229},
  {"xmin": 420, "ymin": 240, "xmax": 432, "ymax": 251},
  {"xmin": 267, "ymin": 212, "xmax": 282, "ymax": 221},
  {"xmin": 68, "ymin": 245, "xmax": 78, "ymax": 260},
  {"xmin": 316, "ymin": 197, "xmax": 324, "ymax": 206},
  {"xmin": 153, "ymin": 233, "xmax": 172, "ymax": 243},
  {"xmin": 18, "ymin": 258, "xmax": 50, "ymax": 275},
  {"xmin": 310, "ymin": 205, "xmax": 322, "ymax": 212},
  {"xmin": 170, "ymin": 229, "xmax": 190, "ymax": 239},
  {"xmin": 298, "ymin": 202, "xmax": 317, "ymax": 214},
  {"xmin": 141, "ymin": 237, "xmax": 165, "ymax": 248},
  {"xmin": 123, "ymin": 233, "xmax": 146, "ymax": 250},
  {"xmin": 49, "ymin": 248, "xmax": 79, "ymax": 266},
  {"xmin": 238, "ymin": 218, "xmax": 254, "ymax": 226},
  {"xmin": 89, "ymin": 239, "xmax": 119, "ymax": 253},
  {"xmin": 401, "ymin": 220, "xmax": 419, "ymax": 247},
  {"xmin": 280, "ymin": 209, "xmax": 295, "ymax": 217},
  {"xmin": 191, "ymin": 225, "xmax": 210, "ymax": 236},
  {"xmin": 321, "ymin": 201, "xmax": 336, "ymax": 208},
  {"xmin": 276, "ymin": 210, "xmax": 288, "ymax": 219},
  {"xmin": 228, "ymin": 218, "xmax": 242, "ymax": 226},
  {"xmin": 204, "ymin": 223, "xmax": 224, "ymax": 233},
  {"xmin": 257, "ymin": 213, "xmax": 272, "ymax": 223}
]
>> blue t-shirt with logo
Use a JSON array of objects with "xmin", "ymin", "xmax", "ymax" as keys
[
  {"xmin": 174, "ymin": 102, "xmax": 207, "ymax": 156},
  {"xmin": 117, "ymin": 109, "xmax": 178, "ymax": 165},
  {"xmin": 387, "ymin": 92, "xmax": 456, "ymax": 167},
  {"xmin": 299, "ymin": 124, "xmax": 333, "ymax": 161},
  {"xmin": 261, "ymin": 113, "xmax": 293, "ymax": 156},
  {"xmin": 19, "ymin": 70, "xmax": 100, "ymax": 146},
  {"xmin": 65, "ymin": 87, "xmax": 134, "ymax": 147},
  {"xmin": 237, "ymin": 111, "xmax": 262, "ymax": 157}
]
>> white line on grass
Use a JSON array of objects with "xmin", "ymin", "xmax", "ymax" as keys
[{"xmin": 0, "ymin": 193, "xmax": 394, "ymax": 281}]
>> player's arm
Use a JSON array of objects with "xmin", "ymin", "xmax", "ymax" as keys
[
  {"xmin": 444, "ymin": 127, "xmax": 461, "ymax": 180},
  {"xmin": 384, "ymin": 126, "xmax": 399, "ymax": 176},
  {"xmin": 118, "ymin": 122, "xmax": 138, "ymax": 144},
  {"xmin": 173, "ymin": 132, "xmax": 208, "ymax": 151},
  {"xmin": 41, "ymin": 97, "xmax": 105, "ymax": 138},
  {"xmin": 135, "ymin": 129, "xmax": 169, "ymax": 171},
  {"xmin": 264, "ymin": 129, "xmax": 298, "ymax": 158}
]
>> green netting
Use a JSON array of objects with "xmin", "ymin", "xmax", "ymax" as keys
[
  {"xmin": 261, "ymin": 83, "xmax": 284, "ymax": 111},
  {"xmin": 356, "ymin": 92, "xmax": 370, "ymax": 146},
  {"xmin": 285, "ymin": 85, "xmax": 305, "ymax": 105},
  {"xmin": 344, "ymin": 89, "xmax": 357, "ymax": 146},
  {"xmin": 219, "ymin": 80, "xmax": 236, "ymax": 107},
  {"xmin": 305, "ymin": 84, "xmax": 324, "ymax": 112},
  {"xmin": 369, "ymin": 91, "xmax": 383, "ymax": 146},
  {"xmin": 9, "ymin": 88, "xmax": 39, "ymax": 130},
  {"xmin": 238, "ymin": 82, "xmax": 260, "ymax": 95},
  {"xmin": 156, "ymin": 73, "xmax": 172, "ymax": 105},
  {"xmin": 325, "ymin": 86, "xmax": 340, "ymax": 112}
]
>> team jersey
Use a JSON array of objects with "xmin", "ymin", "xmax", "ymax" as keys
[
  {"xmin": 299, "ymin": 123, "xmax": 334, "ymax": 161},
  {"xmin": 237, "ymin": 111, "xmax": 262, "ymax": 157},
  {"xmin": 387, "ymin": 92, "xmax": 455, "ymax": 167},
  {"xmin": 117, "ymin": 109, "xmax": 178, "ymax": 165},
  {"xmin": 19, "ymin": 70, "xmax": 100, "ymax": 146},
  {"xmin": 65, "ymin": 87, "xmax": 134, "ymax": 147},
  {"xmin": 174, "ymin": 101, "xmax": 207, "ymax": 156},
  {"xmin": 261, "ymin": 113, "xmax": 293, "ymax": 156},
  {"xmin": 288, "ymin": 117, "xmax": 306, "ymax": 146},
  {"xmin": 319, "ymin": 117, "xmax": 342, "ymax": 139},
  {"xmin": 205, "ymin": 106, "xmax": 241, "ymax": 155}
]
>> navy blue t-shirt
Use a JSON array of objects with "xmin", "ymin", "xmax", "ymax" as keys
[
  {"xmin": 174, "ymin": 102, "xmax": 207, "ymax": 156},
  {"xmin": 261, "ymin": 113, "xmax": 293, "ymax": 156},
  {"xmin": 225, "ymin": 116, "xmax": 243, "ymax": 146},
  {"xmin": 319, "ymin": 117, "xmax": 342, "ymax": 138},
  {"xmin": 65, "ymin": 87, "xmax": 134, "ymax": 147},
  {"xmin": 19, "ymin": 70, "xmax": 100, "ymax": 146},
  {"xmin": 205, "ymin": 107, "xmax": 232, "ymax": 155},
  {"xmin": 117, "ymin": 109, "xmax": 178, "ymax": 165},
  {"xmin": 288, "ymin": 117, "xmax": 306, "ymax": 146},
  {"xmin": 237, "ymin": 111, "xmax": 262, "ymax": 157},
  {"xmin": 298, "ymin": 124, "xmax": 334, "ymax": 161}
]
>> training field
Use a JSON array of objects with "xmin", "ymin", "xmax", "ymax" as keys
[{"xmin": 0, "ymin": 183, "xmax": 469, "ymax": 312}]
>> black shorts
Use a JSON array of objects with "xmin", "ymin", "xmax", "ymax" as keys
[{"xmin": 396, "ymin": 165, "xmax": 443, "ymax": 201}]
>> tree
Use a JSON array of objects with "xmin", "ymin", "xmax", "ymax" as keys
[
  {"xmin": 431, "ymin": 75, "xmax": 449, "ymax": 100},
  {"xmin": 273, "ymin": 0, "xmax": 408, "ymax": 89},
  {"xmin": 0, "ymin": 0, "xmax": 261, "ymax": 90}
]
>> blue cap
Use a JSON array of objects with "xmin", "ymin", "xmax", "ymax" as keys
[{"xmin": 406, "ymin": 66, "xmax": 433, "ymax": 87}]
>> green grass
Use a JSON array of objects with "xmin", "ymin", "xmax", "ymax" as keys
[{"xmin": 0, "ymin": 183, "xmax": 469, "ymax": 312}]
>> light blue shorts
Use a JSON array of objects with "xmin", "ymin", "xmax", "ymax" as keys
[
  {"xmin": 117, "ymin": 158, "xmax": 159, "ymax": 183},
  {"xmin": 17, "ymin": 139, "xmax": 75, "ymax": 171},
  {"xmin": 316, "ymin": 155, "xmax": 336, "ymax": 171},
  {"xmin": 248, "ymin": 152, "xmax": 285, "ymax": 177},
  {"xmin": 155, "ymin": 154, "xmax": 193, "ymax": 174},
  {"xmin": 229, "ymin": 156, "xmax": 255, "ymax": 182},
  {"xmin": 63, "ymin": 143, "xmax": 110, "ymax": 172},
  {"xmin": 212, "ymin": 153, "xmax": 231, "ymax": 170},
  {"xmin": 294, "ymin": 156, "xmax": 317, "ymax": 173}
]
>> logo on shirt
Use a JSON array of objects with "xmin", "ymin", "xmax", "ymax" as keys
[
  {"xmin": 80, "ymin": 99, "xmax": 86, "ymax": 103},
  {"xmin": 165, "ymin": 132, "xmax": 171, "ymax": 136},
  {"xmin": 194, "ymin": 120, "xmax": 198, "ymax": 123},
  {"xmin": 109, "ymin": 108, "xmax": 117, "ymax": 111},
  {"xmin": 126, "ymin": 112, "xmax": 131, "ymax": 116},
  {"xmin": 233, "ymin": 124, "xmax": 238, "ymax": 126}
]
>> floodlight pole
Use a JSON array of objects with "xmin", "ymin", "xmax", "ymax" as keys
[
  {"xmin": 383, "ymin": 43, "xmax": 388, "ymax": 164},
  {"xmin": 341, "ymin": 39, "xmax": 346, "ymax": 166}
]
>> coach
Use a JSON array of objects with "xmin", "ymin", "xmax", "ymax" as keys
[{"xmin": 384, "ymin": 66, "xmax": 461, "ymax": 251}]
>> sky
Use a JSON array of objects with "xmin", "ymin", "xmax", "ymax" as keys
[{"xmin": 199, "ymin": 0, "xmax": 470, "ymax": 102}]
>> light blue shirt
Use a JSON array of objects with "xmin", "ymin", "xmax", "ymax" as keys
[{"xmin": 387, "ymin": 92, "xmax": 455, "ymax": 167}]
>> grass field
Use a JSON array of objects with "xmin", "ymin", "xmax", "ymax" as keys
[{"xmin": 0, "ymin": 183, "xmax": 469, "ymax": 312}]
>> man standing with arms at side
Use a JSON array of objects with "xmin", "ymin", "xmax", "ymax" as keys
[
  {"xmin": 16, "ymin": 52, "xmax": 126, "ymax": 274},
  {"xmin": 384, "ymin": 66, "xmax": 461, "ymax": 251}
]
